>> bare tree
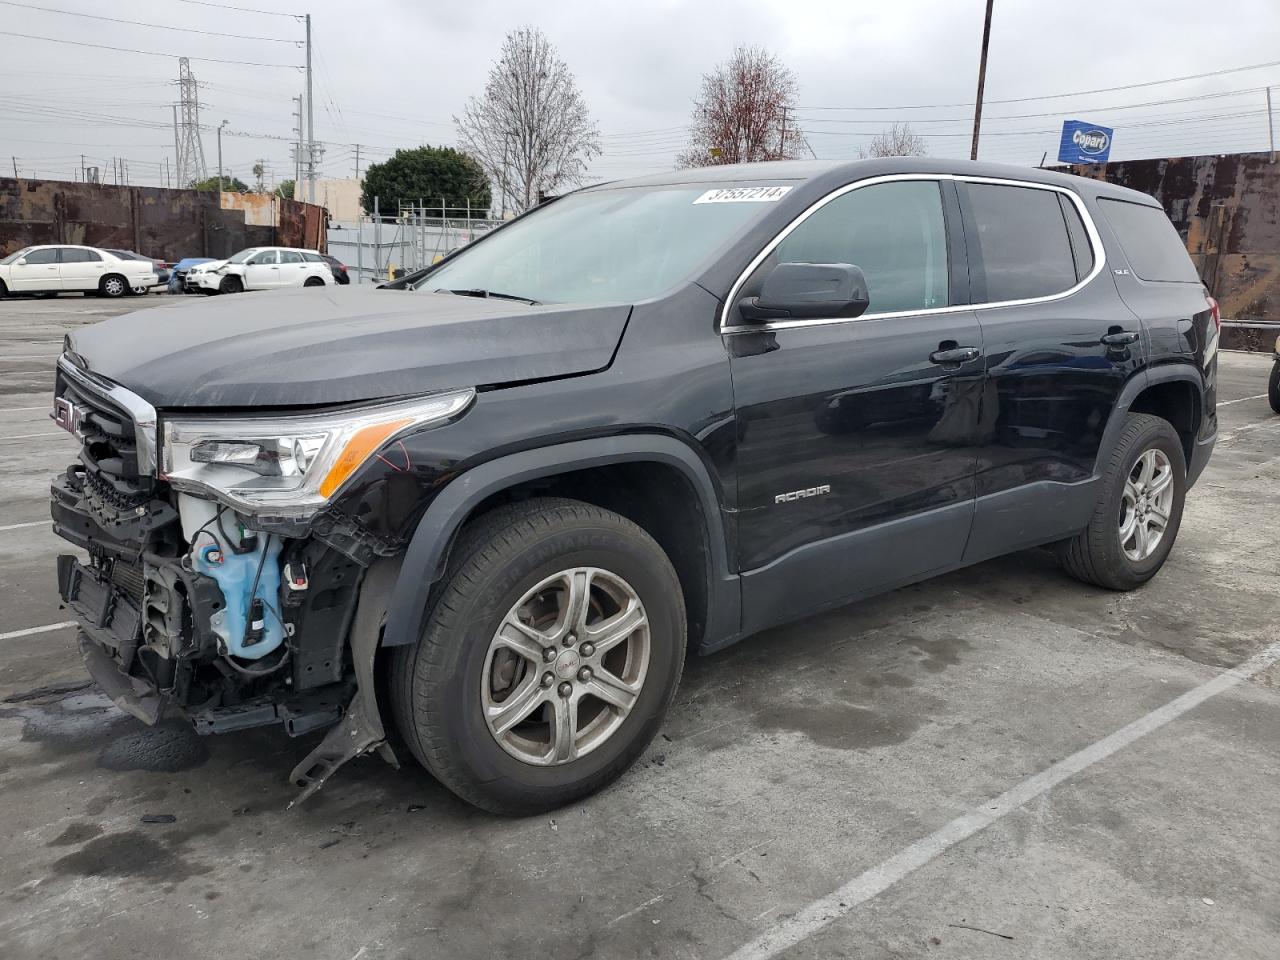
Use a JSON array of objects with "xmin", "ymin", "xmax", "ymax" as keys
[
  {"xmin": 456, "ymin": 27, "xmax": 600, "ymax": 216},
  {"xmin": 677, "ymin": 46, "xmax": 809, "ymax": 168},
  {"xmin": 859, "ymin": 122, "xmax": 929, "ymax": 158}
]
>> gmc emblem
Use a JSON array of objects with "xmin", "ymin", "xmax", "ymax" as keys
[{"xmin": 52, "ymin": 397, "xmax": 85, "ymax": 438}]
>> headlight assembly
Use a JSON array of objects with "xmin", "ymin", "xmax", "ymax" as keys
[{"xmin": 161, "ymin": 389, "xmax": 474, "ymax": 516}]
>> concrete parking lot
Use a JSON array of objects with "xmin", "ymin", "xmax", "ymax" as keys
[{"xmin": 1, "ymin": 295, "xmax": 1278, "ymax": 960}]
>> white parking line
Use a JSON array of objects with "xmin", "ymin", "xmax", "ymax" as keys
[
  {"xmin": 1, "ymin": 405, "xmax": 53, "ymax": 414},
  {"xmin": 0, "ymin": 356, "xmax": 59, "ymax": 361},
  {"xmin": 0, "ymin": 432, "xmax": 63, "ymax": 442},
  {"xmin": 0, "ymin": 621, "xmax": 76, "ymax": 642},
  {"xmin": 1218, "ymin": 393, "xmax": 1268, "ymax": 406},
  {"xmin": 724, "ymin": 638, "xmax": 1280, "ymax": 960},
  {"xmin": 0, "ymin": 520, "xmax": 47, "ymax": 532}
]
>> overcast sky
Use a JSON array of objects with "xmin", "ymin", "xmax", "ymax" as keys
[{"xmin": 3, "ymin": 0, "xmax": 1279, "ymax": 190}]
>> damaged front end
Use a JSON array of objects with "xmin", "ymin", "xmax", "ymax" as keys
[{"xmin": 49, "ymin": 357, "xmax": 473, "ymax": 801}]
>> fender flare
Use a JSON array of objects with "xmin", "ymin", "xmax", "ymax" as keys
[
  {"xmin": 381, "ymin": 434, "xmax": 739, "ymax": 649},
  {"xmin": 1095, "ymin": 364, "xmax": 1204, "ymax": 474}
]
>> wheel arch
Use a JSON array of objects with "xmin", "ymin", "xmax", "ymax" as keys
[
  {"xmin": 380, "ymin": 435, "xmax": 740, "ymax": 654},
  {"xmin": 1097, "ymin": 365, "xmax": 1203, "ymax": 474}
]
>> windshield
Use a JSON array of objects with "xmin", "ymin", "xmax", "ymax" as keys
[
  {"xmin": 414, "ymin": 184, "xmax": 786, "ymax": 304},
  {"xmin": 0, "ymin": 247, "xmax": 32, "ymax": 265},
  {"xmin": 226, "ymin": 249, "xmax": 260, "ymax": 264}
]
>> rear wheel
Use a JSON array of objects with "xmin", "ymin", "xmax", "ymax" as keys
[
  {"xmin": 303, "ymin": 276, "xmax": 325, "ymax": 287},
  {"xmin": 219, "ymin": 275, "xmax": 243, "ymax": 294},
  {"xmin": 389, "ymin": 497, "xmax": 686, "ymax": 815},
  {"xmin": 1059, "ymin": 413, "xmax": 1186, "ymax": 590},
  {"xmin": 99, "ymin": 274, "xmax": 127, "ymax": 298},
  {"xmin": 0, "ymin": 279, "xmax": 7, "ymax": 299},
  {"xmin": 1268, "ymin": 360, "xmax": 1280, "ymax": 415}
]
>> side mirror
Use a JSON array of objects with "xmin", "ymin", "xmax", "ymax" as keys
[
  {"xmin": 15, "ymin": 258, "xmax": 27, "ymax": 266},
  {"xmin": 738, "ymin": 262, "xmax": 870, "ymax": 322}
]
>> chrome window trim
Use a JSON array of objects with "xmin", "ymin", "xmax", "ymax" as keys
[
  {"xmin": 719, "ymin": 173, "xmax": 1107, "ymax": 334},
  {"xmin": 56, "ymin": 355, "xmax": 159, "ymax": 475}
]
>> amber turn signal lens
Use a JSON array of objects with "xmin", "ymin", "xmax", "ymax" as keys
[{"xmin": 318, "ymin": 418, "xmax": 413, "ymax": 498}]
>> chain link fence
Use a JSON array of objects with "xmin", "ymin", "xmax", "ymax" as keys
[{"xmin": 327, "ymin": 198, "xmax": 503, "ymax": 285}]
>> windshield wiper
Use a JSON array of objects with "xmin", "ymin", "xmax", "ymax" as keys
[{"xmin": 439, "ymin": 287, "xmax": 541, "ymax": 306}]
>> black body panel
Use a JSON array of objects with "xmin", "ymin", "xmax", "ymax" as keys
[{"xmin": 66, "ymin": 286, "xmax": 632, "ymax": 407}]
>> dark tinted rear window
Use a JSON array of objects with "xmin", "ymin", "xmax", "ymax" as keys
[
  {"xmin": 1098, "ymin": 198, "xmax": 1200, "ymax": 283},
  {"xmin": 1058, "ymin": 195, "xmax": 1094, "ymax": 282},
  {"xmin": 966, "ymin": 183, "xmax": 1078, "ymax": 302}
]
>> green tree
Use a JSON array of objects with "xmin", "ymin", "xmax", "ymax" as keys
[
  {"xmin": 277, "ymin": 178, "xmax": 296, "ymax": 200},
  {"xmin": 190, "ymin": 176, "xmax": 250, "ymax": 193},
  {"xmin": 360, "ymin": 146, "xmax": 491, "ymax": 216}
]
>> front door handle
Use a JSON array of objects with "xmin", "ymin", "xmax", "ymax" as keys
[
  {"xmin": 1100, "ymin": 330, "xmax": 1140, "ymax": 346},
  {"xmin": 929, "ymin": 346, "xmax": 980, "ymax": 365}
]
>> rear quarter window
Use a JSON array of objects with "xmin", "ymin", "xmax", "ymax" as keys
[{"xmin": 1098, "ymin": 198, "xmax": 1201, "ymax": 283}]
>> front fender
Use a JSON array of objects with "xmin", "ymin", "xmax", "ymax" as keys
[{"xmin": 380, "ymin": 434, "xmax": 740, "ymax": 650}]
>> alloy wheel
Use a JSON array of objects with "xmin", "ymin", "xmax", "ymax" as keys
[
  {"xmin": 1119, "ymin": 448, "xmax": 1174, "ymax": 562},
  {"xmin": 481, "ymin": 567, "xmax": 650, "ymax": 766}
]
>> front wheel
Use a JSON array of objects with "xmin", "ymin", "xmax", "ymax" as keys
[
  {"xmin": 219, "ymin": 275, "xmax": 243, "ymax": 294},
  {"xmin": 389, "ymin": 498, "xmax": 686, "ymax": 815},
  {"xmin": 1268, "ymin": 360, "xmax": 1280, "ymax": 414},
  {"xmin": 1059, "ymin": 412, "xmax": 1186, "ymax": 590}
]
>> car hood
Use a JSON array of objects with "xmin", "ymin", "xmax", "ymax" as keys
[{"xmin": 67, "ymin": 286, "xmax": 632, "ymax": 407}]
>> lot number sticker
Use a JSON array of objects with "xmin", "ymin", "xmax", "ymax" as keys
[{"xmin": 694, "ymin": 186, "xmax": 792, "ymax": 204}]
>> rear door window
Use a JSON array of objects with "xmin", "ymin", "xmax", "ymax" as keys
[
  {"xmin": 60, "ymin": 249, "xmax": 101, "ymax": 263},
  {"xmin": 280, "ymin": 251, "xmax": 303, "ymax": 264},
  {"xmin": 1098, "ymin": 198, "xmax": 1200, "ymax": 283},
  {"xmin": 964, "ymin": 183, "xmax": 1078, "ymax": 302}
]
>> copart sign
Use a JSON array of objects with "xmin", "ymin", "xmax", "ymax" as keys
[{"xmin": 1058, "ymin": 120, "xmax": 1114, "ymax": 165}]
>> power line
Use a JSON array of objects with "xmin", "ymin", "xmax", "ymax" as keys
[
  {"xmin": 173, "ymin": 0, "xmax": 301, "ymax": 17},
  {"xmin": 0, "ymin": 1, "xmax": 301, "ymax": 43},
  {"xmin": 0, "ymin": 30, "xmax": 302, "ymax": 68},
  {"xmin": 800, "ymin": 57, "xmax": 1280, "ymax": 111},
  {"xmin": 795, "ymin": 87, "xmax": 1269, "ymax": 125}
]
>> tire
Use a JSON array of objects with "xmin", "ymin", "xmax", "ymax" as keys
[
  {"xmin": 303, "ymin": 276, "xmax": 325, "ymax": 287},
  {"xmin": 219, "ymin": 275, "xmax": 243, "ymax": 294},
  {"xmin": 1059, "ymin": 413, "xmax": 1186, "ymax": 590},
  {"xmin": 1268, "ymin": 361, "xmax": 1280, "ymax": 415},
  {"xmin": 99, "ymin": 274, "xmax": 127, "ymax": 298},
  {"xmin": 0, "ymin": 279, "xmax": 7, "ymax": 299},
  {"xmin": 130, "ymin": 285, "xmax": 149, "ymax": 296},
  {"xmin": 389, "ymin": 497, "xmax": 686, "ymax": 815}
]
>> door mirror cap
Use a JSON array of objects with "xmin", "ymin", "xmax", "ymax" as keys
[
  {"xmin": 738, "ymin": 262, "xmax": 870, "ymax": 322},
  {"xmin": 15, "ymin": 258, "xmax": 27, "ymax": 266}
]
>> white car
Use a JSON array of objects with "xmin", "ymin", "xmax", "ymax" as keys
[
  {"xmin": 0, "ymin": 245, "xmax": 161, "ymax": 299},
  {"xmin": 192, "ymin": 246, "xmax": 333, "ymax": 294}
]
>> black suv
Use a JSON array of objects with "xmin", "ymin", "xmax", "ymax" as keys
[{"xmin": 50, "ymin": 158, "xmax": 1217, "ymax": 814}]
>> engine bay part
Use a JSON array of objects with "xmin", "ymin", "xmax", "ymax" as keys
[{"xmin": 179, "ymin": 495, "xmax": 285, "ymax": 660}]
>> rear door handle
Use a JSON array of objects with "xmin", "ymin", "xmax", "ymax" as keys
[
  {"xmin": 1100, "ymin": 330, "xmax": 1140, "ymax": 346},
  {"xmin": 929, "ymin": 346, "xmax": 980, "ymax": 365}
]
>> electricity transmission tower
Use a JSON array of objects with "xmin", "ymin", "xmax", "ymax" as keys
[{"xmin": 173, "ymin": 57, "xmax": 208, "ymax": 186}]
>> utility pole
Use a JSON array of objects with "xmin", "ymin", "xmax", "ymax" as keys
[
  {"xmin": 217, "ymin": 119, "xmax": 228, "ymax": 192},
  {"xmin": 969, "ymin": 0, "xmax": 995, "ymax": 161},
  {"xmin": 164, "ymin": 155, "xmax": 170, "ymax": 189},
  {"xmin": 291, "ymin": 94, "xmax": 303, "ymax": 198},
  {"xmin": 1268, "ymin": 86, "xmax": 1276, "ymax": 163},
  {"xmin": 11, "ymin": 157, "xmax": 16, "ymax": 178},
  {"xmin": 354, "ymin": 143, "xmax": 361, "ymax": 181},
  {"xmin": 778, "ymin": 106, "xmax": 788, "ymax": 157},
  {"xmin": 80, "ymin": 154, "xmax": 85, "ymax": 182},
  {"xmin": 305, "ymin": 13, "xmax": 315, "ymax": 204}
]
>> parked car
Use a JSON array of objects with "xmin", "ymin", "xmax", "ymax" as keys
[
  {"xmin": 322, "ymin": 253, "xmax": 350, "ymax": 285},
  {"xmin": 190, "ymin": 246, "xmax": 332, "ymax": 294},
  {"xmin": 0, "ymin": 244, "xmax": 161, "ymax": 298},
  {"xmin": 105, "ymin": 250, "xmax": 170, "ymax": 295},
  {"xmin": 49, "ymin": 158, "xmax": 1217, "ymax": 815},
  {"xmin": 169, "ymin": 257, "xmax": 217, "ymax": 294}
]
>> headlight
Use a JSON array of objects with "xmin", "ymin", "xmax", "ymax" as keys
[{"xmin": 161, "ymin": 389, "xmax": 474, "ymax": 516}]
